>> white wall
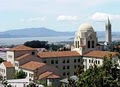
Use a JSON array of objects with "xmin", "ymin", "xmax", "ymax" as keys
[{"xmin": 7, "ymin": 51, "xmax": 15, "ymax": 65}]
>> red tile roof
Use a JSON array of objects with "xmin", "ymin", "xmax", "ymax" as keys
[
  {"xmin": 84, "ymin": 51, "xmax": 118, "ymax": 58},
  {"xmin": 37, "ymin": 51, "xmax": 80, "ymax": 58},
  {"xmin": 16, "ymin": 54, "xmax": 31, "ymax": 61},
  {"xmin": 20, "ymin": 61, "xmax": 45, "ymax": 71},
  {"xmin": 9, "ymin": 45, "xmax": 36, "ymax": 51},
  {"xmin": 3, "ymin": 62, "xmax": 13, "ymax": 68},
  {"xmin": 38, "ymin": 71, "xmax": 60, "ymax": 79}
]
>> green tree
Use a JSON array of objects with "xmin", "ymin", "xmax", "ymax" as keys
[
  {"xmin": 14, "ymin": 70, "xmax": 27, "ymax": 79},
  {"xmin": 77, "ymin": 56, "xmax": 120, "ymax": 87}
]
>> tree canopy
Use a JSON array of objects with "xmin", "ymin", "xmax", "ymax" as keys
[
  {"xmin": 76, "ymin": 57, "xmax": 120, "ymax": 87},
  {"xmin": 14, "ymin": 70, "xmax": 27, "ymax": 79}
]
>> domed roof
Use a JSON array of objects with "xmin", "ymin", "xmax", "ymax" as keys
[{"xmin": 78, "ymin": 23, "xmax": 94, "ymax": 32}]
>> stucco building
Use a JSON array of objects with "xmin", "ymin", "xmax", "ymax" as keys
[{"xmin": 0, "ymin": 19, "xmax": 119, "ymax": 87}]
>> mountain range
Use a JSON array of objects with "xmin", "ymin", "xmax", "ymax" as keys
[{"xmin": 0, "ymin": 27, "xmax": 120, "ymax": 38}]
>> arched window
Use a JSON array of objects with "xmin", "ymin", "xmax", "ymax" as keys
[
  {"xmin": 78, "ymin": 41, "xmax": 79, "ymax": 48},
  {"xmin": 88, "ymin": 41, "xmax": 90, "ymax": 48},
  {"xmin": 92, "ymin": 41, "xmax": 94, "ymax": 48}
]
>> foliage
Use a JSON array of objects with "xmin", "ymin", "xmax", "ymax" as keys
[
  {"xmin": 77, "ymin": 57, "xmax": 120, "ymax": 87},
  {"xmin": 24, "ymin": 40, "xmax": 49, "ymax": 49},
  {"xmin": 14, "ymin": 70, "xmax": 27, "ymax": 79},
  {"xmin": 24, "ymin": 40, "xmax": 63, "ymax": 51},
  {"xmin": 0, "ymin": 58, "xmax": 4, "ymax": 63}
]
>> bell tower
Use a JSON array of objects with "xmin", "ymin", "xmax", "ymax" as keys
[{"xmin": 105, "ymin": 17, "xmax": 112, "ymax": 44}]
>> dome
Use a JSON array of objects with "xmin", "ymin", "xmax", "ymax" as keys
[{"xmin": 78, "ymin": 23, "xmax": 94, "ymax": 32}]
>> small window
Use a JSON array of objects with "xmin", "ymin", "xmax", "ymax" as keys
[
  {"xmin": 56, "ymin": 66, "xmax": 58, "ymax": 68},
  {"xmin": 31, "ymin": 52, "xmax": 35, "ymax": 55},
  {"xmin": 98, "ymin": 60, "xmax": 100, "ymax": 64},
  {"xmin": 55, "ymin": 60, "xmax": 58, "ymax": 64},
  {"xmin": 44, "ymin": 60, "xmax": 46, "ymax": 63},
  {"xmin": 74, "ymin": 59, "xmax": 76, "ymax": 63},
  {"xmin": 63, "ymin": 66, "xmax": 65, "ymax": 70},
  {"xmin": 78, "ymin": 65, "xmax": 80, "ymax": 67},
  {"xmin": 78, "ymin": 59, "xmax": 80, "ymax": 62},
  {"xmin": 63, "ymin": 72, "xmax": 66, "ymax": 76},
  {"xmin": 67, "ymin": 66, "xmax": 70, "ymax": 69},
  {"xmin": 63, "ymin": 60, "xmax": 65, "ymax": 63},
  {"xmin": 89, "ymin": 59, "xmax": 91, "ymax": 63},
  {"xmin": 67, "ymin": 72, "xmax": 70, "ymax": 76},
  {"xmin": 8, "ymin": 55, "xmax": 12, "ymax": 58},
  {"xmin": 51, "ymin": 60, "xmax": 54, "ymax": 64},
  {"xmin": 67, "ymin": 59, "xmax": 69, "ymax": 63}
]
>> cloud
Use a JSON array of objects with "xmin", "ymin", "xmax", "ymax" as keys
[
  {"xmin": 20, "ymin": 16, "xmax": 46, "ymax": 22},
  {"xmin": 90, "ymin": 12, "xmax": 120, "ymax": 21},
  {"xmin": 57, "ymin": 15, "xmax": 79, "ymax": 21}
]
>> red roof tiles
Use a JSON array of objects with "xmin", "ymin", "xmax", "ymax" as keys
[
  {"xmin": 20, "ymin": 61, "xmax": 45, "ymax": 71},
  {"xmin": 9, "ymin": 45, "xmax": 36, "ymax": 51},
  {"xmin": 84, "ymin": 51, "xmax": 118, "ymax": 58},
  {"xmin": 37, "ymin": 51, "xmax": 80, "ymax": 58},
  {"xmin": 3, "ymin": 62, "xmax": 13, "ymax": 68}
]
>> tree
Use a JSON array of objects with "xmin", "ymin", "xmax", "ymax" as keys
[
  {"xmin": 77, "ymin": 56, "xmax": 120, "ymax": 87},
  {"xmin": 24, "ymin": 40, "xmax": 50, "ymax": 49},
  {"xmin": 0, "ymin": 58, "xmax": 4, "ymax": 63},
  {"xmin": 14, "ymin": 70, "xmax": 27, "ymax": 79}
]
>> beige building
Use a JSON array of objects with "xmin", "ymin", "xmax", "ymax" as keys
[
  {"xmin": 0, "ymin": 62, "xmax": 15, "ymax": 79},
  {"xmin": 0, "ymin": 19, "xmax": 119, "ymax": 87},
  {"xmin": 37, "ymin": 51, "xmax": 83, "ymax": 77}
]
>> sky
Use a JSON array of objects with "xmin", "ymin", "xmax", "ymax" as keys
[{"xmin": 0, "ymin": 0, "xmax": 120, "ymax": 32}]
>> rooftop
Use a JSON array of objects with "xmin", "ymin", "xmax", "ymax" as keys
[
  {"xmin": 16, "ymin": 53, "xmax": 33, "ymax": 61},
  {"xmin": 20, "ymin": 61, "xmax": 45, "ymax": 71},
  {"xmin": 38, "ymin": 71, "xmax": 60, "ymax": 79},
  {"xmin": 3, "ymin": 62, "xmax": 13, "ymax": 68},
  {"xmin": 37, "ymin": 51, "xmax": 80, "ymax": 58},
  {"xmin": 9, "ymin": 45, "xmax": 36, "ymax": 51},
  {"xmin": 84, "ymin": 51, "xmax": 118, "ymax": 58}
]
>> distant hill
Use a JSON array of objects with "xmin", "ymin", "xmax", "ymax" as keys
[
  {"xmin": 0, "ymin": 27, "xmax": 75, "ymax": 38},
  {"xmin": 0, "ymin": 27, "xmax": 119, "ymax": 38}
]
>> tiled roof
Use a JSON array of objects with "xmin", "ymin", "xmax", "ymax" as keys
[
  {"xmin": 38, "ymin": 71, "xmax": 60, "ymax": 79},
  {"xmin": 9, "ymin": 45, "xmax": 36, "ymax": 51},
  {"xmin": 84, "ymin": 51, "xmax": 118, "ymax": 58},
  {"xmin": 3, "ymin": 62, "xmax": 13, "ymax": 68},
  {"xmin": 16, "ymin": 54, "xmax": 31, "ymax": 61},
  {"xmin": 20, "ymin": 61, "xmax": 45, "ymax": 71},
  {"xmin": 37, "ymin": 51, "xmax": 80, "ymax": 58}
]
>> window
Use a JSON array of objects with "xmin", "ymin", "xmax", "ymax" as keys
[
  {"xmin": 95, "ymin": 60, "xmax": 97, "ymax": 64},
  {"xmin": 63, "ymin": 60, "xmax": 65, "ymax": 63},
  {"xmin": 63, "ymin": 66, "xmax": 65, "ymax": 70},
  {"xmin": 78, "ymin": 65, "xmax": 80, "ymax": 67},
  {"xmin": 98, "ymin": 60, "xmax": 100, "ymax": 64},
  {"xmin": 63, "ymin": 72, "xmax": 66, "ymax": 76},
  {"xmin": 31, "ymin": 51, "xmax": 35, "ymax": 55},
  {"xmin": 67, "ymin": 59, "xmax": 69, "ymax": 63},
  {"xmin": 56, "ymin": 66, "xmax": 58, "ymax": 68},
  {"xmin": 88, "ymin": 41, "xmax": 90, "ymax": 48},
  {"xmin": 51, "ymin": 60, "xmax": 54, "ymax": 64},
  {"xmin": 44, "ymin": 60, "xmax": 46, "ymax": 63},
  {"xmin": 89, "ymin": 59, "xmax": 91, "ymax": 63},
  {"xmin": 67, "ymin": 66, "xmax": 70, "ymax": 69},
  {"xmin": 15, "ymin": 63, "xmax": 18, "ymax": 67},
  {"xmin": 55, "ymin": 60, "xmax": 58, "ymax": 64},
  {"xmin": 67, "ymin": 72, "xmax": 70, "ymax": 76},
  {"xmin": 8, "ymin": 55, "xmax": 12, "ymax": 58},
  {"xmin": 78, "ymin": 59, "xmax": 80, "ymax": 62},
  {"xmin": 92, "ymin": 41, "xmax": 94, "ymax": 48},
  {"xmin": 74, "ymin": 59, "xmax": 76, "ymax": 63}
]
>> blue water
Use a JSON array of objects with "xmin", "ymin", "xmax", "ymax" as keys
[
  {"xmin": 0, "ymin": 36, "xmax": 119, "ymax": 45},
  {"xmin": 0, "ymin": 36, "xmax": 73, "ymax": 45}
]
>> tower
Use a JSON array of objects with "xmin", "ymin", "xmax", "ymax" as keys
[{"xmin": 105, "ymin": 17, "xmax": 112, "ymax": 43}]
